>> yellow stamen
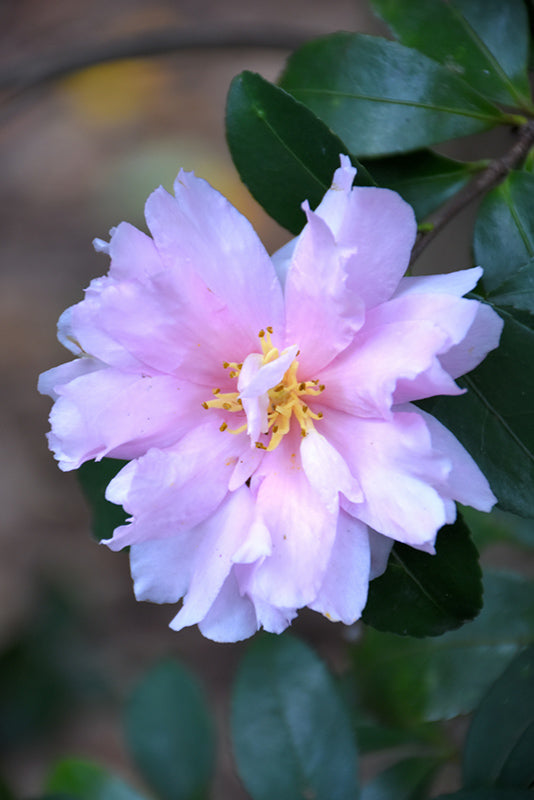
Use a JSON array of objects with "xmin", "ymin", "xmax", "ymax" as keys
[{"xmin": 202, "ymin": 328, "xmax": 325, "ymax": 450}]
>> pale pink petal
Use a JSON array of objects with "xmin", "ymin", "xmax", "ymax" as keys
[
  {"xmin": 368, "ymin": 528, "xmax": 394, "ymax": 579},
  {"xmin": 270, "ymin": 238, "xmax": 297, "ymax": 289},
  {"xmin": 47, "ymin": 368, "xmax": 205, "ymax": 471},
  {"xmin": 312, "ymin": 154, "xmax": 357, "ymax": 234},
  {"xmin": 65, "ymin": 270, "xmax": 249, "ymax": 384},
  {"xmin": 339, "ymin": 187, "xmax": 417, "ymax": 309},
  {"xmin": 95, "ymin": 221, "xmax": 164, "ymax": 281},
  {"xmin": 246, "ymin": 594, "xmax": 298, "ymax": 634},
  {"xmin": 243, "ymin": 438, "xmax": 338, "ymax": 608},
  {"xmin": 145, "ymin": 173, "xmax": 285, "ymax": 337},
  {"xmin": 393, "ymin": 267, "xmax": 483, "ymax": 299},
  {"xmin": 169, "ymin": 487, "xmax": 256, "ymax": 631},
  {"xmin": 239, "ymin": 345, "xmax": 298, "ymax": 398},
  {"xmin": 130, "ymin": 533, "xmax": 195, "ymax": 603},
  {"xmin": 309, "ymin": 511, "xmax": 370, "ymax": 624},
  {"xmin": 414, "ymin": 405, "xmax": 496, "ymax": 511},
  {"xmin": 300, "ymin": 429, "xmax": 362, "ymax": 512},
  {"xmin": 323, "ymin": 409, "xmax": 450, "ymax": 546},
  {"xmin": 197, "ymin": 573, "xmax": 258, "ymax": 642},
  {"xmin": 284, "ymin": 206, "xmax": 364, "ymax": 374},
  {"xmin": 38, "ymin": 356, "xmax": 102, "ymax": 401},
  {"xmin": 103, "ymin": 420, "xmax": 248, "ymax": 550},
  {"xmin": 319, "ymin": 320, "xmax": 456, "ymax": 419},
  {"xmin": 439, "ymin": 302, "xmax": 503, "ymax": 379}
]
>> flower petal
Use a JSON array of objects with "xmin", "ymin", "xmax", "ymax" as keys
[
  {"xmin": 300, "ymin": 429, "xmax": 362, "ymax": 512},
  {"xmin": 197, "ymin": 572, "xmax": 258, "ymax": 642},
  {"xmin": 284, "ymin": 205, "xmax": 364, "ymax": 374},
  {"xmin": 309, "ymin": 511, "xmax": 370, "ymax": 624},
  {"xmin": 103, "ymin": 419, "xmax": 248, "ymax": 550},
  {"xmin": 45, "ymin": 367, "xmax": 206, "ymax": 471},
  {"xmin": 323, "ymin": 409, "xmax": 451, "ymax": 546},
  {"xmin": 414, "ymin": 405, "xmax": 496, "ymax": 511},
  {"xmin": 146, "ymin": 171, "xmax": 285, "ymax": 338},
  {"xmin": 243, "ymin": 438, "xmax": 338, "ymax": 608},
  {"xmin": 439, "ymin": 301, "xmax": 503, "ymax": 379},
  {"xmin": 169, "ymin": 486, "xmax": 256, "ymax": 632}
]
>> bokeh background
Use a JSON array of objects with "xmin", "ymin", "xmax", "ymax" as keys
[{"xmin": 1, "ymin": 1, "xmax": 528, "ymax": 797}]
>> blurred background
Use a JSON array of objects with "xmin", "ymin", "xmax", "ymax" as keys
[{"xmin": 0, "ymin": 1, "xmax": 384, "ymax": 796}]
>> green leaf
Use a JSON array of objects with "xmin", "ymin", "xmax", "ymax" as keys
[
  {"xmin": 231, "ymin": 634, "xmax": 358, "ymax": 800},
  {"xmin": 371, "ymin": 0, "xmax": 532, "ymax": 109},
  {"xmin": 363, "ymin": 150, "xmax": 481, "ymax": 220},
  {"xmin": 474, "ymin": 171, "xmax": 534, "ymax": 296},
  {"xmin": 361, "ymin": 756, "xmax": 442, "ymax": 800},
  {"xmin": 362, "ymin": 515, "xmax": 482, "ymax": 637},
  {"xmin": 279, "ymin": 33, "xmax": 506, "ymax": 157},
  {"xmin": 45, "ymin": 759, "xmax": 147, "ymax": 800},
  {"xmin": 77, "ymin": 458, "xmax": 128, "ymax": 541},
  {"xmin": 487, "ymin": 257, "xmax": 534, "ymax": 317},
  {"xmin": 436, "ymin": 790, "xmax": 534, "ymax": 799},
  {"xmin": 422, "ymin": 307, "xmax": 534, "ymax": 517},
  {"xmin": 124, "ymin": 660, "xmax": 215, "ymax": 800},
  {"xmin": 354, "ymin": 571, "xmax": 534, "ymax": 726},
  {"xmin": 226, "ymin": 70, "xmax": 373, "ymax": 234},
  {"xmin": 463, "ymin": 646, "xmax": 534, "ymax": 789}
]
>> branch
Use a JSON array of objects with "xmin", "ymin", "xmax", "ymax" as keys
[
  {"xmin": 410, "ymin": 119, "xmax": 534, "ymax": 266},
  {"xmin": 0, "ymin": 26, "xmax": 314, "ymax": 100}
]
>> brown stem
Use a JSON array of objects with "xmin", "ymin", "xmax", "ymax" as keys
[
  {"xmin": 410, "ymin": 119, "xmax": 534, "ymax": 266},
  {"xmin": 0, "ymin": 26, "xmax": 313, "ymax": 99}
]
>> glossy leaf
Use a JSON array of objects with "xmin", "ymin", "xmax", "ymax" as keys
[
  {"xmin": 45, "ymin": 759, "xmax": 147, "ymax": 800},
  {"xmin": 226, "ymin": 70, "xmax": 373, "ymax": 234},
  {"xmin": 124, "ymin": 661, "xmax": 215, "ymax": 800},
  {"xmin": 279, "ymin": 33, "xmax": 506, "ymax": 157},
  {"xmin": 77, "ymin": 458, "xmax": 128, "ymax": 541},
  {"xmin": 231, "ymin": 634, "xmax": 358, "ymax": 800},
  {"xmin": 354, "ymin": 571, "xmax": 534, "ymax": 726},
  {"xmin": 362, "ymin": 515, "xmax": 482, "ymax": 637},
  {"xmin": 487, "ymin": 257, "xmax": 534, "ymax": 317},
  {"xmin": 422, "ymin": 306, "xmax": 534, "ymax": 517},
  {"xmin": 474, "ymin": 171, "xmax": 534, "ymax": 296},
  {"xmin": 371, "ymin": 0, "xmax": 532, "ymax": 109},
  {"xmin": 463, "ymin": 646, "xmax": 534, "ymax": 789},
  {"xmin": 363, "ymin": 150, "xmax": 481, "ymax": 220},
  {"xmin": 361, "ymin": 757, "xmax": 441, "ymax": 800}
]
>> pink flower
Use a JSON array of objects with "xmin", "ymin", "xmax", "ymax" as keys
[{"xmin": 39, "ymin": 157, "xmax": 502, "ymax": 641}]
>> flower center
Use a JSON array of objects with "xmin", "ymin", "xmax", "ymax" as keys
[{"xmin": 202, "ymin": 328, "xmax": 325, "ymax": 451}]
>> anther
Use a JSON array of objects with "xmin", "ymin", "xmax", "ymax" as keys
[
  {"xmin": 258, "ymin": 329, "xmax": 265, "ymax": 338},
  {"xmin": 255, "ymin": 441, "xmax": 267, "ymax": 450},
  {"xmin": 212, "ymin": 388, "xmax": 220, "ymax": 395},
  {"xmin": 222, "ymin": 402, "xmax": 231, "ymax": 410},
  {"xmin": 202, "ymin": 402, "xmax": 209, "ymax": 409},
  {"xmin": 266, "ymin": 326, "xmax": 273, "ymax": 334},
  {"xmin": 223, "ymin": 361, "xmax": 230, "ymax": 369},
  {"xmin": 220, "ymin": 422, "xmax": 228, "ymax": 432},
  {"xmin": 229, "ymin": 371, "xmax": 238, "ymax": 378},
  {"xmin": 299, "ymin": 382, "xmax": 306, "ymax": 391}
]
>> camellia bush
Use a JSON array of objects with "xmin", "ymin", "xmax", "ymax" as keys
[{"xmin": 26, "ymin": 0, "xmax": 534, "ymax": 797}]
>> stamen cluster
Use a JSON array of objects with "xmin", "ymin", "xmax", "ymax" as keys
[{"xmin": 202, "ymin": 328, "xmax": 324, "ymax": 451}]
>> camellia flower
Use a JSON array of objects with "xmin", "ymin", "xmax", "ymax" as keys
[{"xmin": 39, "ymin": 156, "xmax": 502, "ymax": 641}]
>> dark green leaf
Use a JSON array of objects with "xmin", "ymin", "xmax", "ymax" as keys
[
  {"xmin": 436, "ymin": 790, "xmax": 534, "ymax": 799},
  {"xmin": 362, "ymin": 757, "xmax": 441, "ymax": 800},
  {"xmin": 279, "ymin": 33, "xmax": 506, "ymax": 157},
  {"xmin": 363, "ymin": 150, "xmax": 482, "ymax": 220},
  {"xmin": 474, "ymin": 171, "xmax": 534, "ymax": 296},
  {"xmin": 487, "ymin": 257, "xmax": 534, "ymax": 317},
  {"xmin": 77, "ymin": 458, "xmax": 128, "ymax": 541},
  {"xmin": 231, "ymin": 634, "xmax": 358, "ymax": 800},
  {"xmin": 226, "ymin": 70, "xmax": 373, "ymax": 234},
  {"xmin": 45, "ymin": 759, "xmax": 147, "ymax": 800},
  {"xmin": 362, "ymin": 515, "xmax": 482, "ymax": 637},
  {"xmin": 354, "ymin": 571, "xmax": 534, "ymax": 726},
  {"xmin": 371, "ymin": 0, "xmax": 532, "ymax": 109},
  {"xmin": 423, "ymin": 307, "xmax": 534, "ymax": 517},
  {"xmin": 463, "ymin": 646, "xmax": 534, "ymax": 789},
  {"xmin": 124, "ymin": 660, "xmax": 215, "ymax": 800}
]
